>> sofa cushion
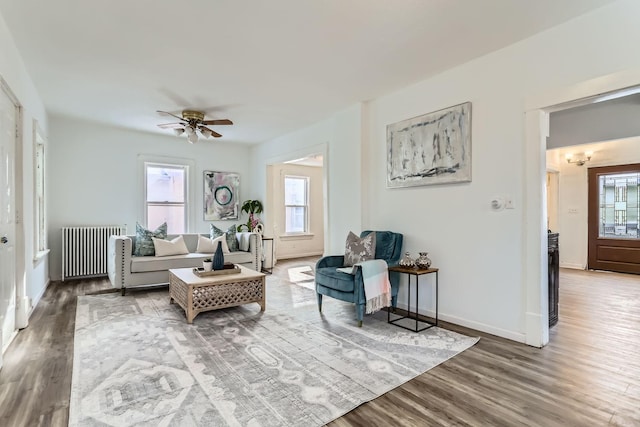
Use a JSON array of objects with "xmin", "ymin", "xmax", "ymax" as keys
[
  {"xmin": 131, "ymin": 253, "xmax": 208, "ymax": 273},
  {"xmin": 196, "ymin": 235, "xmax": 230, "ymax": 254},
  {"xmin": 152, "ymin": 235, "xmax": 189, "ymax": 257},
  {"xmin": 210, "ymin": 224, "xmax": 239, "ymax": 252},
  {"xmin": 130, "ymin": 251, "xmax": 254, "ymax": 273},
  {"xmin": 134, "ymin": 222, "xmax": 167, "ymax": 256},
  {"xmin": 344, "ymin": 231, "xmax": 376, "ymax": 267}
]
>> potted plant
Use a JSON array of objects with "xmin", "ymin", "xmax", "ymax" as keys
[
  {"xmin": 237, "ymin": 199, "xmax": 264, "ymax": 232},
  {"xmin": 202, "ymin": 258, "xmax": 213, "ymax": 271}
]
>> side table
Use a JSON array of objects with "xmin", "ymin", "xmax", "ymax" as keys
[
  {"xmin": 387, "ymin": 265, "xmax": 439, "ymax": 332},
  {"xmin": 261, "ymin": 237, "xmax": 275, "ymax": 274}
]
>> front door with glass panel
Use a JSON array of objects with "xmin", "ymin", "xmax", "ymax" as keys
[{"xmin": 588, "ymin": 164, "xmax": 640, "ymax": 274}]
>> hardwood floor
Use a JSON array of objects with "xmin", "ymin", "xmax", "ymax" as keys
[{"xmin": 1, "ymin": 263, "xmax": 639, "ymax": 426}]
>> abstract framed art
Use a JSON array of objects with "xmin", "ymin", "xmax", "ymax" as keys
[
  {"xmin": 204, "ymin": 171, "xmax": 239, "ymax": 220},
  {"xmin": 386, "ymin": 102, "xmax": 471, "ymax": 188}
]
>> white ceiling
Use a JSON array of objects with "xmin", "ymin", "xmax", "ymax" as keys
[{"xmin": 0, "ymin": 0, "xmax": 617, "ymax": 145}]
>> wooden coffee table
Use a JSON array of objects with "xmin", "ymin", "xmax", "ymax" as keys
[{"xmin": 169, "ymin": 265, "xmax": 266, "ymax": 323}]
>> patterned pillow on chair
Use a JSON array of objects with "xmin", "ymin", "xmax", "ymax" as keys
[
  {"xmin": 133, "ymin": 222, "xmax": 167, "ymax": 256},
  {"xmin": 343, "ymin": 231, "xmax": 376, "ymax": 267}
]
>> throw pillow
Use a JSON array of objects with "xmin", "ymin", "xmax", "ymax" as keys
[
  {"xmin": 196, "ymin": 234, "xmax": 230, "ymax": 254},
  {"xmin": 134, "ymin": 222, "xmax": 167, "ymax": 256},
  {"xmin": 152, "ymin": 235, "xmax": 189, "ymax": 257},
  {"xmin": 210, "ymin": 224, "xmax": 239, "ymax": 252},
  {"xmin": 343, "ymin": 231, "xmax": 376, "ymax": 267}
]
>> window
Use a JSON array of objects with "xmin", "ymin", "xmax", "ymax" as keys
[
  {"xmin": 145, "ymin": 162, "xmax": 188, "ymax": 233},
  {"xmin": 33, "ymin": 121, "xmax": 47, "ymax": 259},
  {"xmin": 284, "ymin": 175, "xmax": 309, "ymax": 233}
]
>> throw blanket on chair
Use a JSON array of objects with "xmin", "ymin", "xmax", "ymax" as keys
[{"xmin": 359, "ymin": 259, "xmax": 391, "ymax": 314}]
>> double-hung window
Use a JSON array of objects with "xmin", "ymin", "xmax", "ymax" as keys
[
  {"xmin": 284, "ymin": 175, "xmax": 309, "ymax": 234},
  {"xmin": 34, "ymin": 122, "xmax": 47, "ymax": 258},
  {"xmin": 144, "ymin": 162, "xmax": 187, "ymax": 233}
]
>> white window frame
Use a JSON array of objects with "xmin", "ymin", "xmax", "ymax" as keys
[
  {"xmin": 140, "ymin": 157, "xmax": 192, "ymax": 233},
  {"xmin": 33, "ymin": 119, "xmax": 49, "ymax": 262},
  {"xmin": 284, "ymin": 175, "xmax": 309, "ymax": 235}
]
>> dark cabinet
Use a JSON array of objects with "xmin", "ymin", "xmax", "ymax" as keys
[{"xmin": 548, "ymin": 232, "xmax": 559, "ymax": 327}]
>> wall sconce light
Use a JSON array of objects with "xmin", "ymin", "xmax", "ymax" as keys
[{"xmin": 565, "ymin": 151, "xmax": 593, "ymax": 166}]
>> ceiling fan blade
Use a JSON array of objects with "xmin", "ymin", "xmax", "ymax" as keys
[
  {"xmin": 156, "ymin": 110, "xmax": 185, "ymax": 121},
  {"xmin": 157, "ymin": 122, "xmax": 185, "ymax": 129},
  {"xmin": 201, "ymin": 119, "xmax": 233, "ymax": 126},
  {"xmin": 200, "ymin": 126, "xmax": 222, "ymax": 138}
]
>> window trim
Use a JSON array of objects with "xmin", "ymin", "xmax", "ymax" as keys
[{"xmin": 283, "ymin": 174, "xmax": 309, "ymax": 235}]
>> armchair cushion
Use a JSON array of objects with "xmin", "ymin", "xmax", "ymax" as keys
[{"xmin": 344, "ymin": 231, "xmax": 376, "ymax": 267}]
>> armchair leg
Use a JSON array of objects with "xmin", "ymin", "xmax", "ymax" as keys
[
  {"xmin": 317, "ymin": 293, "xmax": 323, "ymax": 312},
  {"xmin": 356, "ymin": 303, "xmax": 364, "ymax": 327},
  {"xmin": 391, "ymin": 295, "xmax": 397, "ymax": 313},
  {"xmin": 121, "ymin": 287, "xmax": 126, "ymax": 296}
]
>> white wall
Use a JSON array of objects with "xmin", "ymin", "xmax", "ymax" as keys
[
  {"xmin": 270, "ymin": 163, "xmax": 324, "ymax": 259},
  {"xmin": 249, "ymin": 0, "xmax": 640, "ymax": 343},
  {"xmin": 48, "ymin": 116, "xmax": 251, "ymax": 280},
  {"xmin": 251, "ymin": 104, "xmax": 363, "ymax": 255},
  {"xmin": 364, "ymin": 0, "xmax": 640, "ymax": 341},
  {"xmin": 0, "ymin": 12, "xmax": 49, "ymax": 319},
  {"xmin": 548, "ymin": 137, "xmax": 640, "ymax": 269}
]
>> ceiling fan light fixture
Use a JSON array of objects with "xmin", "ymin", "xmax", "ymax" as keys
[
  {"xmin": 187, "ymin": 132, "xmax": 198, "ymax": 144},
  {"xmin": 185, "ymin": 125, "xmax": 195, "ymax": 136},
  {"xmin": 200, "ymin": 127, "xmax": 212, "ymax": 138},
  {"xmin": 174, "ymin": 128, "xmax": 185, "ymax": 136}
]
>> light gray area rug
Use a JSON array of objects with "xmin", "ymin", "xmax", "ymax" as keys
[{"xmin": 70, "ymin": 277, "xmax": 479, "ymax": 426}]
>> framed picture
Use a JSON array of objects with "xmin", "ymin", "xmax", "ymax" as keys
[
  {"xmin": 386, "ymin": 102, "xmax": 471, "ymax": 188},
  {"xmin": 204, "ymin": 171, "xmax": 239, "ymax": 220}
]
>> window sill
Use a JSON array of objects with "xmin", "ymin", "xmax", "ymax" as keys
[
  {"xmin": 279, "ymin": 233, "xmax": 315, "ymax": 241},
  {"xmin": 33, "ymin": 249, "xmax": 50, "ymax": 266}
]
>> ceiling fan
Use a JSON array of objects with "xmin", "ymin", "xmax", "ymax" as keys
[{"xmin": 157, "ymin": 110, "xmax": 233, "ymax": 143}]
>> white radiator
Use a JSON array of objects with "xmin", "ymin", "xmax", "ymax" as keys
[{"xmin": 62, "ymin": 226, "xmax": 125, "ymax": 281}]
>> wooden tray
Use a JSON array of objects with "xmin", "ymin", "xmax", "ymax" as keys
[{"xmin": 193, "ymin": 265, "xmax": 241, "ymax": 277}]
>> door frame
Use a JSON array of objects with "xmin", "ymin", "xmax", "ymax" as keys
[{"xmin": 524, "ymin": 68, "xmax": 640, "ymax": 347}]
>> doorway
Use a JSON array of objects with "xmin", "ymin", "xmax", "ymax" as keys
[
  {"xmin": 0, "ymin": 79, "xmax": 19, "ymax": 360},
  {"xmin": 588, "ymin": 164, "xmax": 640, "ymax": 274}
]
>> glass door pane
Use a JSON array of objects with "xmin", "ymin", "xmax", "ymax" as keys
[{"xmin": 598, "ymin": 172, "xmax": 640, "ymax": 239}]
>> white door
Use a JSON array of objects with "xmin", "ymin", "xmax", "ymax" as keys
[{"xmin": 0, "ymin": 84, "xmax": 17, "ymax": 362}]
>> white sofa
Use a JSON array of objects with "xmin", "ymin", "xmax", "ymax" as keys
[{"xmin": 107, "ymin": 232, "xmax": 262, "ymax": 295}]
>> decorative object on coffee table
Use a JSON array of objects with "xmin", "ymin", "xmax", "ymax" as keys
[
  {"xmin": 415, "ymin": 252, "xmax": 432, "ymax": 269},
  {"xmin": 202, "ymin": 258, "xmax": 213, "ymax": 271},
  {"xmin": 213, "ymin": 241, "xmax": 225, "ymax": 270},
  {"xmin": 399, "ymin": 251, "xmax": 415, "ymax": 267}
]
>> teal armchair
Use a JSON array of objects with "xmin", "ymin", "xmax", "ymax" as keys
[{"xmin": 315, "ymin": 230, "xmax": 403, "ymax": 326}]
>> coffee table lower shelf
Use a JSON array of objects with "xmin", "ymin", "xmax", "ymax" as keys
[{"xmin": 169, "ymin": 266, "xmax": 266, "ymax": 323}]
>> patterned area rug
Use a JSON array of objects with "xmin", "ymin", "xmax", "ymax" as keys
[{"xmin": 70, "ymin": 276, "xmax": 478, "ymax": 426}]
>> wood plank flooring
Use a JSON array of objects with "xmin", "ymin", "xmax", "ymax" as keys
[{"xmin": 1, "ymin": 262, "xmax": 639, "ymax": 426}]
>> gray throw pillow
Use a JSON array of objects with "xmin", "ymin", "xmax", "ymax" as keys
[
  {"xmin": 134, "ymin": 222, "xmax": 167, "ymax": 256},
  {"xmin": 210, "ymin": 224, "xmax": 239, "ymax": 252},
  {"xmin": 343, "ymin": 231, "xmax": 376, "ymax": 267}
]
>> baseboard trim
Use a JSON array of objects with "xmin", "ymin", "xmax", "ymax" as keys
[
  {"xmin": 278, "ymin": 252, "xmax": 323, "ymax": 260},
  {"xmin": 394, "ymin": 303, "xmax": 526, "ymax": 343},
  {"xmin": 560, "ymin": 262, "xmax": 584, "ymax": 270}
]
